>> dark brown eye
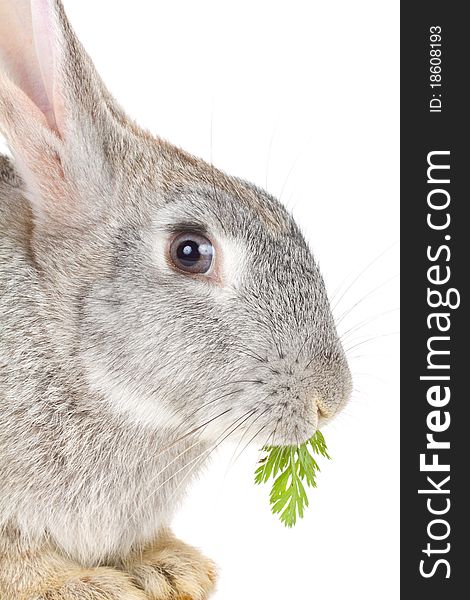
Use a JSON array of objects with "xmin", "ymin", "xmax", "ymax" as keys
[{"xmin": 169, "ymin": 232, "xmax": 214, "ymax": 274}]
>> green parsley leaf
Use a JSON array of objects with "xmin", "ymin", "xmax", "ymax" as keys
[{"xmin": 254, "ymin": 430, "xmax": 330, "ymax": 527}]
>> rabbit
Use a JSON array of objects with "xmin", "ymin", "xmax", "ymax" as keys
[{"xmin": 0, "ymin": 1, "xmax": 352, "ymax": 599}]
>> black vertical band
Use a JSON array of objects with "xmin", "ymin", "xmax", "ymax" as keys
[{"xmin": 401, "ymin": 2, "xmax": 467, "ymax": 596}]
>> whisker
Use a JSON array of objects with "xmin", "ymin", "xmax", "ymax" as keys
[
  {"xmin": 224, "ymin": 404, "xmax": 272, "ymax": 473},
  {"xmin": 344, "ymin": 331, "xmax": 399, "ymax": 354},
  {"xmin": 330, "ymin": 240, "xmax": 398, "ymax": 311},
  {"xmin": 338, "ymin": 307, "xmax": 399, "ymax": 342},
  {"xmin": 335, "ymin": 274, "xmax": 399, "ymax": 328},
  {"xmin": 265, "ymin": 124, "xmax": 278, "ymax": 192},
  {"xmin": 127, "ymin": 409, "xmax": 257, "ymax": 524},
  {"xmin": 152, "ymin": 382, "xmax": 245, "ymax": 447},
  {"xmin": 303, "ymin": 339, "xmax": 340, "ymax": 369},
  {"xmin": 138, "ymin": 366, "xmax": 271, "ymax": 462},
  {"xmin": 167, "ymin": 409, "xmax": 260, "ymax": 503},
  {"xmin": 295, "ymin": 330, "xmax": 316, "ymax": 362},
  {"xmin": 147, "ymin": 407, "xmax": 234, "ymax": 461},
  {"xmin": 233, "ymin": 346, "xmax": 267, "ymax": 364},
  {"xmin": 230, "ymin": 421, "xmax": 270, "ymax": 471},
  {"xmin": 278, "ymin": 141, "xmax": 311, "ymax": 204},
  {"xmin": 191, "ymin": 388, "xmax": 245, "ymax": 416},
  {"xmin": 267, "ymin": 323, "xmax": 284, "ymax": 359}
]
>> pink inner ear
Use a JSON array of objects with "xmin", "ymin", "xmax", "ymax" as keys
[
  {"xmin": 0, "ymin": 0, "xmax": 58, "ymax": 131},
  {"xmin": 31, "ymin": 0, "xmax": 64, "ymax": 131}
]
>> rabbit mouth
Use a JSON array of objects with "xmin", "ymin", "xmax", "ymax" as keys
[
  {"xmin": 216, "ymin": 344, "xmax": 352, "ymax": 448},
  {"xmin": 247, "ymin": 359, "xmax": 350, "ymax": 446}
]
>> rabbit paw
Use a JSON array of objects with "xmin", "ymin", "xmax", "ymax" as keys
[
  {"xmin": 30, "ymin": 567, "xmax": 148, "ymax": 600},
  {"xmin": 123, "ymin": 533, "xmax": 217, "ymax": 600}
]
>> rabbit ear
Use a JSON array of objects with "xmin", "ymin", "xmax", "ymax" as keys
[
  {"xmin": 0, "ymin": 0, "xmax": 118, "ymax": 222},
  {"xmin": 0, "ymin": 1, "xmax": 54, "ymax": 128},
  {"xmin": 0, "ymin": 0, "xmax": 72, "ymax": 134}
]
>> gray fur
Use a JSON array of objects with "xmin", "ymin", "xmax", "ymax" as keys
[{"xmin": 0, "ymin": 0, "xmax": 351, "ymax": 569}]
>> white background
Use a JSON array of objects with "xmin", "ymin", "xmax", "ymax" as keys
[{"xmin": 3, "ymin": 1, "xmax": 400, "ymax": 598}]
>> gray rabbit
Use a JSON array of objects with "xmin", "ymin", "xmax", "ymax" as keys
[{"xmin": 0, "ymin": 1, "xmax": 352, "ymax": 598}]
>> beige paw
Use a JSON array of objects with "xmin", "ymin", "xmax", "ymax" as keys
[
  {"xmin": 29, "ymin": 567, "xmax": 148, "ymax": 600},
  {"xmin": 123, "ymin": 532, "xmax": 217, "ymax": 600}
]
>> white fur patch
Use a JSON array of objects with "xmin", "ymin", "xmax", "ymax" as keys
[{"xmin": 86, "ymin": 363, "xmax": 182, "ymax": 430}]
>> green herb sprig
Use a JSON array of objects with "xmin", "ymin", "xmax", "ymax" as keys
[{"xmin": 254, "ymin": 430, "xmax": 330, "ymax": 527}]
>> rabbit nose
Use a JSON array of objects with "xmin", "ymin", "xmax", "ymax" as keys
[
  {"xmin": 302, "ymin": 355, "xmax": 352, "ymax": 420},
  {"xmin": 312, "ymin": 367, "xmax": 352, "ymax": 424},
  {"xmin": 315, "ymin": 398, "xmax": 331, "ymax": 419}
]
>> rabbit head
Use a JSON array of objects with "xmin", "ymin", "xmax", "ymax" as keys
[{"xmin": 0, "ymin": 0, "xmax": 351, "ymax": 448}]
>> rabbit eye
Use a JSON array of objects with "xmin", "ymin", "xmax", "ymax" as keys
[{"xmin": 168, "ymin": 232, "xmax": 214, "ymax": 275}]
